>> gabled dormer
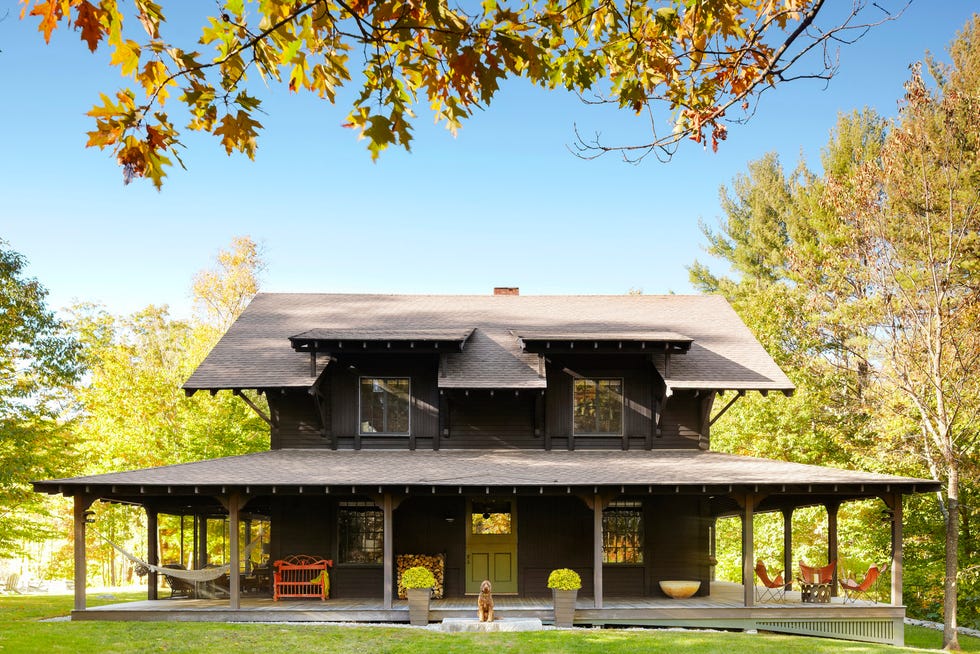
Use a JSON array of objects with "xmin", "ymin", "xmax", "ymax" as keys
[{"xmin": 182, "ymin": 291, "xmax": 794, "ymax": 452}]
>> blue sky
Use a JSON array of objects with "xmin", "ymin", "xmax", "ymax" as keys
[{"xmin": 1, "ymin": 1, "xmax": 977, "ymax": 318}]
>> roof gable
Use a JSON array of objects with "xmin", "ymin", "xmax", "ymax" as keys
[{"xmin": 183, "ymin": 293, "xmax": 794, "ymax": 393}]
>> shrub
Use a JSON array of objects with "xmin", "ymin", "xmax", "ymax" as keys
[
  {"xmin": 547, "ymin": 568, "xmax": 582, "ymax": 591},
  {"xmin": 401, "ymin": 566, "xmax": 436, "ymax": 589}
]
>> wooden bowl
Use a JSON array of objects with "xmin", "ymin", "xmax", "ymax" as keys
[{"xmin": 659, "ymin": 580, "xmax": 701, "ymax": 599}]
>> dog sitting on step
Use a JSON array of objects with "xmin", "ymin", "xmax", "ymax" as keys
[{"xmin": 477, "ymin": 579, "xmax": 495, "ymax": 622}]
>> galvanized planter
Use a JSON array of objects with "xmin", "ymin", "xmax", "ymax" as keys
[
  {"xmin": 407, "ymin": 587, "xmax": 431, "ymax": 626},
  {"xmin": 552, "ymin": 589, "xmax": 577, "ymax": 627}
]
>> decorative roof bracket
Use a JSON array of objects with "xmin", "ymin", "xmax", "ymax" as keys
[{"xmin": 709, "ymin": 390, "xmax": 746, "ymax": 427}]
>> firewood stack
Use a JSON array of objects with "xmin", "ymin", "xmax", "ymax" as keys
[{"xmin": 396, "ymin": 553, "xmax": 445, "ymax": 599}]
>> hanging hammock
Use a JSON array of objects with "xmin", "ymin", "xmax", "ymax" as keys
[{"xmin": 92, "ymin": 529, "xmax": 264, "ymax": 583}]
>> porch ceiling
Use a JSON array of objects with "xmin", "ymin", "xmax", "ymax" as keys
[{"xmin": 34, "ymin": 449, "xmax": 938, "ymax": 503}]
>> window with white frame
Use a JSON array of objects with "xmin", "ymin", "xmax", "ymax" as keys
[
  {"xmin": 359, "ymin": 377, "xmax": 410, "ymax": 435},
  {"xmin": 572, "ymin": 378, "xmax": 623, "ymax": 434}
]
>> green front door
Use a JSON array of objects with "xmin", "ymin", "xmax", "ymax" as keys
[{"xmin": 465, "ymin": 498, "xmax": 518, "ymax": 594}]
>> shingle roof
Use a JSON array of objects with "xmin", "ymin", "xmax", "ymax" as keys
[
  {"xmin": 183, "ymin": 293, "xmax": 794, "ymax": 392},
  {"xmin": 290, "ymin": 328, "xmax": 475, "ymax": 342},
  {"xmin": 33, "ymin": 449, "xmax": 933, "ymax": 492},
  {"xmin": 513, "ymin": 330, "xmax": 692, "ymax": 343}
]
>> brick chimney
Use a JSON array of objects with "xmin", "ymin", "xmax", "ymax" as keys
[{"xmin": 493, "ymin": 287, "xmax": 519, "ymax": 296}]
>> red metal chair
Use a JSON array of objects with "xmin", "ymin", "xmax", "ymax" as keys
[
  {"xmin": 839, "ymin": 564, "xmax": 886, "ymax": 604},
  {"xmin": 798, "ymin": 560, "xmax": 836, "ymax": 603},
  {"xmin": 754, "ymin": 559, "xmax": 786, "ymax": 602}
]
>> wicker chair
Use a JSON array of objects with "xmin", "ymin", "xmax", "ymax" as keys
[{"xmin": 161, "ymin": 564, "xmax": 196, "ymax": 598}]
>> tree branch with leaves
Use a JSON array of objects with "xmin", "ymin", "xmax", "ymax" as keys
[{"xmin": 22, "ymin": 0, "xmax": 904, "ymax": 188}]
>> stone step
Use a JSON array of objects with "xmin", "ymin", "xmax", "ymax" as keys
[{"xmin": 441, "ymin": 617, "xmax": 544, "ymax": 632}]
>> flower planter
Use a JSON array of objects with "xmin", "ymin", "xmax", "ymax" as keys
[
  {"xmin": 407, "ymin": 587, "xmax": 431, "ymax": 626},
  {"xmin": 552, "ymin": 588, "xmax": 577, "ymax": 627}
]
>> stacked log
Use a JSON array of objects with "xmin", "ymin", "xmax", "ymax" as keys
[{"xmin": 396, "ymin": 553, "xmax": 445, "ymax": 599}]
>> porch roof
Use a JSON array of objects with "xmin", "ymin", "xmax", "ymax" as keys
[{"xmin": 35, "ymin": 449, "xmax": 937, "ymax": 499}]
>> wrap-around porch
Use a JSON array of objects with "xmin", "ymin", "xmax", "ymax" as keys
[
  {"xmin": 36, "ymin": 449, "xmax": 937, "ymax": 648},
  {"xmin": 74, "ymin": 582, "xmax": 907, "ymax": 646}
]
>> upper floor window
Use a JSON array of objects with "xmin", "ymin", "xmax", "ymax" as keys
[
  {"xmin": 573, "ymin": 378, "xmax": 623, "ymax": 434},
  {"xmin": 603, "ymin": 500, "xmax": 644, "ymax": 564},
  {"xmin": 359, "ymin": 377, "xmax": 410, "ymax": 435}
]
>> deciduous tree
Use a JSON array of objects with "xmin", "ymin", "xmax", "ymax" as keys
[
  {"xmin": 66, "ymin": 237, "xmax": 269, "ymax": 582},
  {"xmin": 0, "ymin": 241, "xmax": 79, "ymax": 557},
  {"xmin": 71, "ymin": 237, "xmax": 269, "ymax": 472},
  {"xmin": 21, "ymin": 0, "xmax": 902, "ymax": 187},
  {"xmin": 839, "ymin": 51, "xmax": 980, "ymax": 649},
  {"xmin": 694, "ymin": 17, "xmax": 980, "ymax": 646}
]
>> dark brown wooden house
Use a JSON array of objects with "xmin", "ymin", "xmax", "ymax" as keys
[{"xmin": 35, "ymin": 289, "xmax": 938, "ymax": 645}]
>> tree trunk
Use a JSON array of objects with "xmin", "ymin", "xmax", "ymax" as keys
[{"xmin": 944, "ymin": 465, "xmax": 960, "ymax": 651}]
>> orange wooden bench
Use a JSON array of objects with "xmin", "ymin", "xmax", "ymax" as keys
[{"xmin": 273, "ymin": 555, "xmax": 331, "ymax": 601}]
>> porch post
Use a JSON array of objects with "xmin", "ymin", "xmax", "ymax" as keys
[
  {"xmin": 741, "ymin": 493, "xmax": 754, "ymax": 607},
  {"xmin": 73, "ymin": 495, "xmax": 93, "ymax": 612},
  {"xmin": 709, "ymin": 518, "xmax": 717, "ymax": 581},
  {"xmin": 192, "ymin": 515, "xmax": 199, "ymax": 569},
  {"xmin": 228, "ymin": 492, "xmax": 241, "ymax": 610},
  {"xmin": 242, "ymin": 518, "xmax": 252, "ymax": 574},
  {"xmin": 147, "ymin": 506, "xmax": 159, "ymax": 601},
  {"xmin": 593, "ymin": 493, "xmax": 603, "ymax": 609},
  {"xmin": 782, "ymin": 508, "xmax": 793, "ymax": 591},
  {"xmin": 891, "ymin": 492, "xmax": 903, "ymax": 606},
  {"xmin": 179, "ymin": 515, "xmax": 186, "ymax": 570},
  {"xmin": 383, "ymin": 492, "xmax": 394, "ymax": 610},
  {"xmin": 197, "ymin": 515, "xmax": 209, "ymax": 568},
  {"xmin": 827, "ymin": 501, "xmax": 839, "ymax": 597}
]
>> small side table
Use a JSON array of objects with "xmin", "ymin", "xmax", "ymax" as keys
[{"xmin": 800, "ymin": 582, "xmax": 831, "ymax": 603}]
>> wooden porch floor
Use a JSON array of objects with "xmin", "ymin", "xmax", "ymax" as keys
[
  {"xmin": 75, "ymin": 581, "xmax": 902, "ymax": 628},
  {"xmin": 74, "ymin": 582, "xmax": 905, "ymax": 645}
]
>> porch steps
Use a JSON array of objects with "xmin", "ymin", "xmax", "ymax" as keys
[{"xmin": 441, "ymin": 618, "xmax": 543, "ymax": 632}]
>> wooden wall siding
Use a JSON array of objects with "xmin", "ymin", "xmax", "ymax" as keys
[
  {"xmin": 604, "ymin": 565, "xmax": 646, "ymax": 597},
  {"xmin": 268, "ymin": 356, "xmax": 439, "ymax": 450},
  {"xmin": 269, "ymin": 497, "xmax": 333, "ymax": 564},
  {"xmin": 517, "ymin": 496, "xmax": 594, "ymax": 597},
  {"xmin": 444, "ymin": 392, "xmax": 538, "ymax": 448},
  {"xmin": 646, "ymin": 496, "xmax": 711, "ymax": 597},
  {"xmin": 268, "ymin": 390, "xmax": 324, "ymax": 450},
  {"xmin": 544, "ymin": 361, "xmax": 703, "ymax": 450},
  {"xmin": 394, "ymin": 497, "xmax": 465, "ymax": 597},
  {"xmin": 665, "ymin": 392, "xmax": 709, "ymax": 448},
  {"xmin": 332, "ymin": 567, "xmax": 384, "ymax": 598},
  {"xmin": 267, "ymin": 355, "xmax": 705, "ymax": 451},
  {"xmin": 264, "ymin": 493, "xmax": 711, "ymax": 599},
  {"xmin": 329, "ymin": 356, "xmax": 439, "ymax": 446},
  {"xmin": 544, "ymin": 364, "xmax": 572, "ymax": 441},
  {"xmin": 268, "ymin": 495, "xmax": 389, "ymax": 599}
]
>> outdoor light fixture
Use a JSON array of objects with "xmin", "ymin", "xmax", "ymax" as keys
[{"xmin": 83, "ymin": 510, "xmax": 96, "ymax": 524}]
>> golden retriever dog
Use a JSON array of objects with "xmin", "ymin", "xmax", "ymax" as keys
[{"xmin": 477, "ymin": 579, "xmax": 494, "ymax": 622}]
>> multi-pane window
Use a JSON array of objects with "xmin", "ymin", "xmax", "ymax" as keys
[
  {"xmin": 471, "ymin": 501, "xmax": 512, "ymax": 535},
  {"xmin": 338, "ymin": 501, "xmax": 383, "ymax": 564},
  {"xmin": 573, "ymin": 378, "xmax": 623, "ymax": 434},
  {"xmin": 603, "ymin": 500, "xmax": 644, "ymax": 564},
  {"xmin": 359, "ymin": 377, "xmax": 410, "ymax": 434}
]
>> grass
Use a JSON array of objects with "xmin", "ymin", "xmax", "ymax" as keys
[{"xmin": 3, "ymin": 592, "xmax": 980, "ymax": 653}]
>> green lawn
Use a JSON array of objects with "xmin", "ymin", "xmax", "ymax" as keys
[{"xmin": 2, "ymin": 592, "xmax": 979, "ymax": 653}]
